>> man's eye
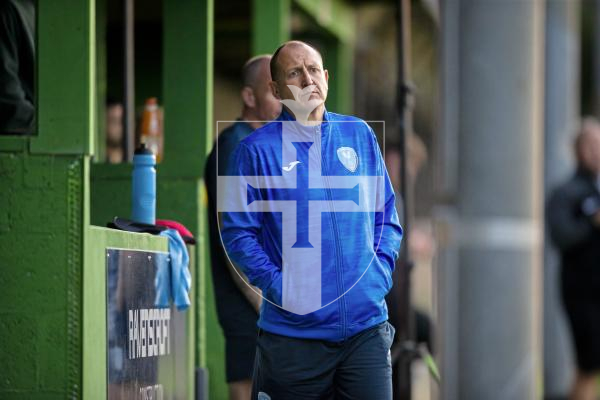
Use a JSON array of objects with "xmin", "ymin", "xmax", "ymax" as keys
[{"xmin": 289, "ymin": 71, "xmax": 298, "ymax": 78}]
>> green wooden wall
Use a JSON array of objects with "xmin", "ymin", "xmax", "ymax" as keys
[
  {"xmin": 0, "ymin": 0, "xmax": 96, "ymax": 397},
  {"xmin": 0, "ymin": 153, "xmax": 85, "ymax": 398},
  {"xmin": 90, "ymin": 0, "xmax": 219, "ymax": 396},
  {"xmin": 0, "ymin": 0, "xmax": 356, "ymax": 398}
]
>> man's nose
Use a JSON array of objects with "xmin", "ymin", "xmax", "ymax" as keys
[{"xmin": 300, "ymin": 67, "xmax": 314, "ymax": 87}]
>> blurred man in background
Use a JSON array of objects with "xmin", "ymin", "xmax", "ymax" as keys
[
  {"xmin": 548, "ymin": 117, "xmax": 600, "ymax": 400},
  {"xmin": 204, "ymin": 55, "xmax": 281, "ymax": 400},
  {"xmin": 106, "ymin": 99, "xmax": 124, "ymax": 163},
  {"xmin": 384, "ymin": 138, "xmax": 435, "ymax": 354}
]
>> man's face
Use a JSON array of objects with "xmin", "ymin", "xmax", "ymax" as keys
[
  {"xmin": 589, "ymin": 131, "xmax": 600, "ymax": 173},
  {"xmin": 580, "ymin": 128, "xmax": 600, "ymax": 173},
  {"xmin": 253, "ymin": 61, "xmax": 282, "ymax": 122},
  {"xmin": 106, "ymin": 103, "xmax": 123, "ymax": 143},
  {"xmin": 271, "ymin": 44, "xmax": 329, "ymax": 105}
]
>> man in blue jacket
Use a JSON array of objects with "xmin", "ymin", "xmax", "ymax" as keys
[{"xmin": 220, "ymin": 41, "xmax": 403, "ymax": 399}]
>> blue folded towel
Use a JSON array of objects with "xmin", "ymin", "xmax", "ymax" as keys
[{"xmin": 154, "ymin": 228, "xmax": 192, "ymax": 310}]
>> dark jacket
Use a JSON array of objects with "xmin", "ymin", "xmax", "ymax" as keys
[
  {"xmin": 548, "ymin": 169, "xmax": 600, "ymax": 298},
  {"xmin": 0, "ymin": 0, "xmax": 35, "ymax": 134},
  {"xmin": 204, "ymin": 120, "xmax": 258, "ymax": 335}
]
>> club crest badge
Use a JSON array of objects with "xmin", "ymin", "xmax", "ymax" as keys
[{"xmin": 337, "ymin": 147, "xmax": 358, "ymax": 173}]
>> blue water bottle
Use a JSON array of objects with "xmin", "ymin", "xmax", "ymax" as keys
[{"xmin": 131, "ymin": 144, "xmax": 156, "ymax": 224}]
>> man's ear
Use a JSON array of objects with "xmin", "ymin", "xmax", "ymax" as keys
[
  {"xmin": 269, "ymin": 80, "xmax": 281, "ymax": 100},
  {"xmin": 241, "ymin": 86, "xmax": 256, "ymax": 108},
  {"xmin": 324, "ymin": 69, "xmax": 329, "ymax": 85}
]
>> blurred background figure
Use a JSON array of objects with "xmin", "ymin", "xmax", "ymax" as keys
[
  {"xmin": 106, "ymin": 98, "xmax": 124, "ymax": 163},
  {"xmin": 0, "ymin": 0, "xmax": 34, "ymax": 135},
  {"xmin": 204, "ymin": 54, "xmax": 281, "ymax": 400},
  {"xmin": 385, "ymin": 136, "xmax": 435, "ymax": 352},
  {"xmin": 548, "ymin": 117, "xmax": 600, "ymax": 400},
  {"xmin": 385, "ymin": 135, "xmax": 436, "ymax": 400}
]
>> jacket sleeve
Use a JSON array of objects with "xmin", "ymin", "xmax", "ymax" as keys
[
  {"xmin": 547, "ymin": 184, "xmax": 595, "ymax": 252},
  {"xmin": 220, "ymin": 142, "xmax": 283, "ymax": 303},
  {"xmin": 371, "ymin": 130, "xmax": 404, "ymax": 271}
]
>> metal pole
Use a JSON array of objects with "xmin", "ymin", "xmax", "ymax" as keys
[
  {"xmin": 458, "ymin": 1, "xmax": 543, "ymax": 397},
  {"xmin": 123, "ymin": 0, "xmax": 135, "ymax": 161},
  {"xmin": 543, "ymin": 0, "xmax": 579, "ymax": 397},
  {"xmin": 438, "ymin": 1, "xmax": 544, "ymax": 398},
  {"xmin": 391, "ymin": 0, "xmax": 415, "ymax": 398},
  {"xmin": 435, "ymin": 1, "xmax": 460, "ymax": 397}
]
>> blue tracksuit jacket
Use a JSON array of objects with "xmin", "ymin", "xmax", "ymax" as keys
[{"xmin": 221, "ymin": 109, "xmax": 403, "ymax": 341}]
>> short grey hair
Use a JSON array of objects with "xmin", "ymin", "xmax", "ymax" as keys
[
  {"xmin": 242, "ymin": 55, "xmax": 272, "ymax": 88},
  {"xmin": 270, "ymin": 40, "xmax": 323, "ymax": 82}
]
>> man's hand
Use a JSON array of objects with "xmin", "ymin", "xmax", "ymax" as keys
[{"xmin": 227, "ymin": 260, "xmax": 262, "ymax": 314}]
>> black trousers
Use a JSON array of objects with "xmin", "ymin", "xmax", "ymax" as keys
[{"xmin": 251, "ymin": 321, "xmax": 395, "ymax": 400}]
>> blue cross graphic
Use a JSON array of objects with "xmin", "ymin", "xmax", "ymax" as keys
[{"xmin": 246, "ymin": 141, "xmax": 359, "ymax": 248}]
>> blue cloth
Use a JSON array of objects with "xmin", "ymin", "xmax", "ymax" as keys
[
  {"xmin": 221, "ymin": 109, "xmax": 403, "ymax": 341},
  {"xmin": 155, "ymin": 228, "xmax": 192, "ymax": 310}
]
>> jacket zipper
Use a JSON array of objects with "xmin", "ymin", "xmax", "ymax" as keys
[{"xmin": 315, "ymin": 125, "xmax": 347, "ymax": 340}]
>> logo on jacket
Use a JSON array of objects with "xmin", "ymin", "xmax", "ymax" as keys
[
  {"xmin": 283, "ymin": 160, "xmax": 301, "ymax": 172},
  {"xmin": 337, "ymin": 147, "xmax": 358, "ymax": 172}
]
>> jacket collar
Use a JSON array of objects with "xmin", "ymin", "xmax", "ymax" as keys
[{"xmin": 277, "ymin": 106, "xmax": 330, "ymax": 125}]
